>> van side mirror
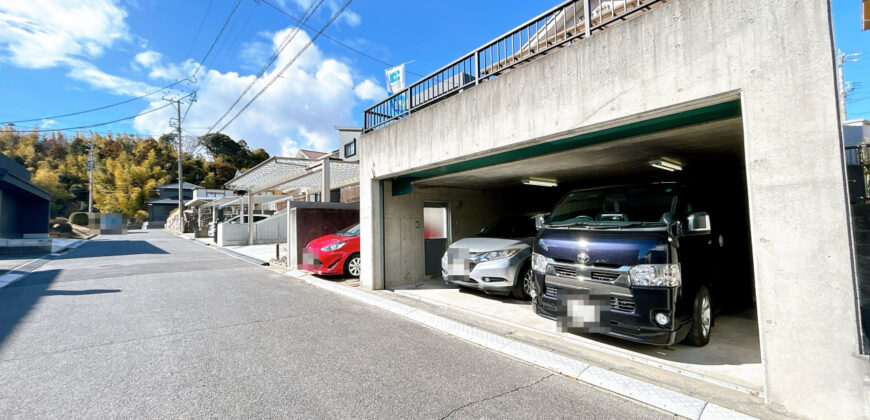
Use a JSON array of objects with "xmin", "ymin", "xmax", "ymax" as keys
[
  {"xmin": 686, "ymin": 212, "xmax": 711, "ymax": 235},
  {"xmin": 534, "ymin": 214, "xmax": 549, "ymax": 230}
]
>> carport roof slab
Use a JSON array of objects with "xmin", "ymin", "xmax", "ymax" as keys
[
  {"xmin": 224, "ymin": 157, "xmax": 313, "ymax": 192},
  {"xmin": 390, "ymin": 100, "xmax": 741, "ymax": 195}
]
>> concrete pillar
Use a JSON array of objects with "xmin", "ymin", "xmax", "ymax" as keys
[
  {"xmin": 359, "ymin": 176, "xmax": 384, "ymax": 290},
  {"xmin": 247, "ymin": 193, "xmax": 254, "ymax": 246},
  {"xmin": 321, "ymin": 159, "xmax": 331, "ymax": 203},
  {"xmin": 288, "ymin": 208, "xmax": 298, "ymax": 269}
]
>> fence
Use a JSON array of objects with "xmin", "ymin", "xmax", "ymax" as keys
[{"xmin": 364, "ymin": 0, "xmax": 664, "ymax": 132}]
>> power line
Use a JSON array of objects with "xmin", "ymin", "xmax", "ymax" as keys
[
  {"xmin": 185, "ymin": 0, "xmax": 216, "ymax": 59},
  {"xmin": 190, "ymin": 0, "xmax": 244, "ymax": 81},
  {"xmin": 258, "ymin": 0, "xmax": 423, "ymax": 77},
  {"xmin": 207, "ymin": 0, "xmax": 326, "ymax": 132},
  {"xmin": 217, "ymin": 0, "xmax": 352, "ymax": 132},
  {"xmin": 0, "ymin": 78, "xmax": 189, "ymax": 125},
  {"xmin": 3, "ymin": 102, "xmax": 175, "ymax": 133}
]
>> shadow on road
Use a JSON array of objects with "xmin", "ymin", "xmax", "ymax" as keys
[
  {"xmin": 0, "ymin": 269, "xmax": 121, "ymax": 351},
  {"xmin": 56, "ymin": 240, "xmax": 169, "ymax": 260}
]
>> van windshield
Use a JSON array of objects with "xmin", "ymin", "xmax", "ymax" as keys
[
  {"xmin": 479, "ymin": 215, "xmax": 538, "ymax": 238},
  {"xmin": 547, "ymin": 185, "xmax": 677, "ymax": 228}
]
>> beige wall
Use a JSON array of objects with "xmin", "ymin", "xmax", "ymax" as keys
[
  {"xmin": 359, "ymin": 1, "xmax": 869, "ymax": 417},
  {"xmin": 381, "ymin": 182, "xmax": 504, "ymax": 288}
]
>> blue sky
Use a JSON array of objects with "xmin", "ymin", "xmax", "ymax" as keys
[{"xmin": 0, "ymin": 1, "xmax": 867, "ymax": 155}]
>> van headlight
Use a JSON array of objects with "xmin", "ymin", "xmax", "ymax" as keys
[
  {"xmin": 629, "ymin": 264, "xmax": 681, "ymax": 287},
  {"xmin": 474, "ymin": 248, "xmax": 521, "ymax": 263},
  {"xmin": 531, "ymin": 252, "xmax": 548, "ymax": 274}
]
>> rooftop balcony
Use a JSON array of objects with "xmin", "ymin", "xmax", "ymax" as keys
[{"xmin": 363, "ymin": 0, "xmax": 665, "ymax": 133}]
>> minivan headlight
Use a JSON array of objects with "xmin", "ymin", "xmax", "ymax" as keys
[
  {"xmin": 474, "ymin": 248, "xmax": 521, "ymax": 263},
  {"xmin": 322, "ymin": 241, "xmax": 347, "ymax": 251},
  {"xmin": 531, "ymin": 252, "xmax": 548, "ymax": 274},
  {"xmin": 629, "ymin": 264, "xmax": 681, "ymax": 287}
]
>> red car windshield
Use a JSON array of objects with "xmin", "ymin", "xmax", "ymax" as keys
[{"xmin": 335, "ymin": 224, "xmax": 360, "ymax": 237}]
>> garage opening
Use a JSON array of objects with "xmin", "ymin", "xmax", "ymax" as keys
[{"xmin": 381, "ymin": 104, "xmax": 762, "ymax": 393}]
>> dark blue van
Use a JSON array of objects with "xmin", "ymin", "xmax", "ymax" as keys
[{"xmin": 530, "ymin": 182, "xmax": 752, "ymax": 347}]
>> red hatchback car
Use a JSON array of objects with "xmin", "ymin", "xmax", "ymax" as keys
[{"xmin": 301, "ymin": 224, "xmax": 361, "ymax": 277}]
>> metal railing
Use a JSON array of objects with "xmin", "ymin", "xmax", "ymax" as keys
[{"xmin": 363, "ymin": 0, "xmax": 664, "ymax": 133}]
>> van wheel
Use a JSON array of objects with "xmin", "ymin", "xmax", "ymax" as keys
[
  {"xmin": 684, "ymin": 286, "xmax": 712, "ymax": 347},
  {"xmin": 512, "ymin": 265, "xmax": 533, "ymax": 300},
  {"xmin": 344, "ymin": 253, "xmax": 361, "ymax": 278}
]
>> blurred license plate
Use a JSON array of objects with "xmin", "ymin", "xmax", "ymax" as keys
[{"xmin": 446, "ymin": 248, "xmax": 472, "ymax": 277}]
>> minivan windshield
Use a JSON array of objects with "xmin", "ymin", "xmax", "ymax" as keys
[
  {"xmin": 335, "ymin": 224, "xmax": 360, "ymax": 237},
  {"xmin": 478, "ymin": 215, "xmax": 538, "ymax": 238},
  {"xmin": 547, "ymin": 185, "xmax": 677, "ymax": 228}
]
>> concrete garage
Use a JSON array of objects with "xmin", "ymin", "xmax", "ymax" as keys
[
  {"xmin": 358, "ymin": 1, "xmax": 868, "ymax": 418},
  {"xmin": 380, "ymin": 108, "xmax": 762, "ymax": 393}
]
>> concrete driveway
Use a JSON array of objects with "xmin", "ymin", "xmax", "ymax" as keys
[{"xmin": 0, "ymin": 230, "xmax": 670, "ymax": 419}]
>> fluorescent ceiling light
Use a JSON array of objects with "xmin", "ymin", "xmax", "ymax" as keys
[
  {"xmin": 649, "ymin": 157, "xmax": 683, "ymax": 172},
  {"xmin": 522, "ymin": 177, "xmax": 558, "ymax": 187}
]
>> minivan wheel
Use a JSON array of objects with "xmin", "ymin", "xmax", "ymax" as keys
[
  {"xmin": 684, "ymin": 286, "xmax": 712, "ymax": 347},
  {"xmin": 344, "ymin": 254, "xmax": 361, "ymax": 278},
  {"xmin": 512, "ymin": 265, "xmax": 533, "ymax": 301}
]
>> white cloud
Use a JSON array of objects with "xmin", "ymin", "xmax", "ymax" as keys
[
  {"xmin": 0, "ymin": 0, "xmax": 164, "ymax": 98},
  {"xmin": 353, "ymin": 79, "xmax": 387, "ymax": 101},
  {"xmin": 281, "ymin": 137, "xmax": 300, "ymax": 156},
  {"xmin": 0, "ymin": 0, "xmax": 129, "ymax": 68},
  {"xmin": 67, "ymin": 59, "xmax": 159, "ymax": 96},
  {"xmin": 133, "ymin": 27, "xmax": 362, "ymax": 156},
  {"xmin": 134, "ymin": 50, "xmax": 161, "ymax": 67}
]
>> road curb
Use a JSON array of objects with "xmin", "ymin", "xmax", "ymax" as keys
[
  {"xmin": 0, "ymin": 239, "xmax": 87, "ymax": 289},
  {"xmin": 280, "ymin": 269, "xmax": 756, "ymax": 420},
  {"xmin": 216, "ymin": 247, "xmax": 269, "ymax": 266}
]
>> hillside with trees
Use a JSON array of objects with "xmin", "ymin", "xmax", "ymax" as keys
[{"xmin": 0, "ymin": 128, "xmax": 269, "ymax": 220}]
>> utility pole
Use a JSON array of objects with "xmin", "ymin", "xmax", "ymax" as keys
[
  {"xmin": 164, "ymin": 94, "xmax": 191, "ymax": 234},
  {"xmin": 86, "ymin": 138, "xmax": 95, "ymax": 213},
  {"xmin": 837, "ymin": 49, "xmax": 861, "ymax": 122}
]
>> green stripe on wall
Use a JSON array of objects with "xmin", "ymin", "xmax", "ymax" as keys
[{"xmin": 391, "ymin": 100, "xmax": 741, "ymax": 196}]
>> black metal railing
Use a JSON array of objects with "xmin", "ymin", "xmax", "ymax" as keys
[{"xmin": 363, "ymin": 0, "xmax": 663, "ymax": 132}]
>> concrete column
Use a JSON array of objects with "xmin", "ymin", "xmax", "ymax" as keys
[
  {"xmin": 359, "ymin": 177, "xmax": 384, "ymax": 290},
  {"xmin": 288, "ymin": 208, "xmax": 298, "ymax": 269},
  {"xmin": 247, "ymin": 193, "xmax": 254, "ymax": 246},
  {"xmin": 321, "ymin": 159, "xmax": 331, "ymax": 203},
  {"xmin": 287, "ymin": 201, "xmax": 296, "ymax": 269}
]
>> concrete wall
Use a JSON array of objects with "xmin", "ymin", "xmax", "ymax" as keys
[
  {"xmin": 359, "ymin": 1, "xmax": 869, "ymax": 417},
  {"xmin": 380, "ymin": 184, "xmax": 504, "ymax": 288},
  {"xmin": 217, "ymin": 223, "xmax": 248, "ymax": 247},
  {"xmin": 216, "ymin": 214, "xmax": 287, "ymax": 246}
]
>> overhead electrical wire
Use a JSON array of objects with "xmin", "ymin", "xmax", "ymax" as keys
[
  {"xmin": 0, "ymin": 79, "xmax": 189, "ymax": 126},
  {"xmin": 258, "ymin": 0, "xmax": 423, "ymax": 77},
  {"xmin": 2, "ymin": 102, "xmax": 175, "ymax": 133},
  {"xmin": 190, "ymin": 0, "xmax": 243, "ymax": 81},
  {"xmin": 181, "ymin": 0, "xmax": 248, "ymax": 124},
  {"xmin": 184, "ymin": 0, "xmax": 216, "ymax": 59},
  {"xmin": 216, "ymin": 0, "xmax": 352, "ymax": 133},
  {"xmin": 206, "ymin": 0, "xmax": 326, "ymax": 132}
]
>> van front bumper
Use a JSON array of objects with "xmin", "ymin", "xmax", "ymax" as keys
[{"xmin": 533, "ymin": 272, "xmax": 691, "ymax": 346}]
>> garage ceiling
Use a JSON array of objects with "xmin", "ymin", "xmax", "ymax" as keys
[{"xmin": 413, "ymin": 117, "xmax": 744, "ymax": 189}]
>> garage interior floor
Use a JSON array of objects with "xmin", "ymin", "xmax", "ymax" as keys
[{"xmin": 393, "ymin": 281, "xmax": 762, "ymax": 393}]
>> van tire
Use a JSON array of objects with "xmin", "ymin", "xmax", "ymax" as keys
[
  {"xmin": 684, "ymin": 286, "xmax": 712, "ymax": 347},
  {"xmin": 512, "ymin": 264, "xmax": 533, "ymax": 301}
]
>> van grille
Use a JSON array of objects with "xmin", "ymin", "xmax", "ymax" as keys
[
  {"xmin": 552, "ymin": 265, "xmax": 578, "ymax": 278},
  {"xmin": 544, "ymin": 286, "xmax": 559, "ymax": 299},
  {"xmin": 591, "ymin": 271, "xmax": 620, "ymax": 282},
  {"xmin": 610, "ymin": 296, "xmax": 636, "ymax": 313}
]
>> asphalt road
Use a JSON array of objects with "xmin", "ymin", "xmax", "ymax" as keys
[{"xmin": 0, "ymin": 231, "xmax": 671, "ymax": 419}]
